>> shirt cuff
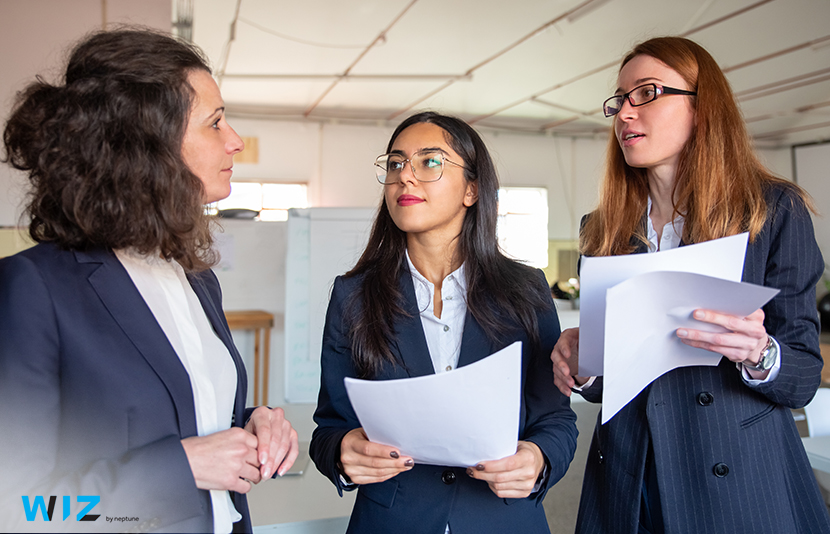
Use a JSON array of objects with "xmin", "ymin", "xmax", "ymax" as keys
[
  {"xmin": 571, "ymin": 375, "xmax": 597, "ymax": 392},
  {"xmin": 741, "ymin": 336, "xmax": 781, "ymax": 385},
  {"xmin": 530, "ymin": 462, "xmax": 549, "ymax": 494},
  {"xmin": 339, "ymin": 473, "xmax": 357, "ymax": 488}
]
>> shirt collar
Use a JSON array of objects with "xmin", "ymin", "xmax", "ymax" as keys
[
  {"xmin": 405, "ymin": 250, "xmax": 467, "ymax": 313},
  {"xmin": 646, "ymin": 196, "xmax": 685, "ymax": 252}
]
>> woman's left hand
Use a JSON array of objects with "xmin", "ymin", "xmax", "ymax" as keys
[
  {"xmin": 245, "ymin": 406, "xmax": 300, "ymax": 479},
  {"xmin": 676, "ymin": 308, "xmax": 769, "ymax": 374},
  {"xmin": 466, "ymin": 441, "xmax": 546, "ymax": 499}
]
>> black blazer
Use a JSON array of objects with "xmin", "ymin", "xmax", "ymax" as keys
[
  {"xmin": 310, "ymin": 268, "xmax": 578, "ymax": 534},
  {"xmin": 0, "ymin": 243, "xmax": 253, "ymax": 533},
  {"xmin": 575, "ymin": 184, "xmax": 830, "ymax": 533}
]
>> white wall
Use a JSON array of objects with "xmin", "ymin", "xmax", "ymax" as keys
[{"xmin": 229, "ymin": 117, "xmax": 609, "ymax": 242}]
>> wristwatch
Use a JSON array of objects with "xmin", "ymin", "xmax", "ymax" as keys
[{"xmin": 744, "ymin": 336, "xmax": 777, "ymax": 372}]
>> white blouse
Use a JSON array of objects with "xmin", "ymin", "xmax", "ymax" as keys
[
  {"xmin": 115, "ymin": 250, "xmax": 241, "ymax": 534},
  {"xmin": 406, "ymin": 251, "xmax": 467, "ymax": 375}
]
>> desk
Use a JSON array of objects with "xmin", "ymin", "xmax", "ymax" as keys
[
  {"xmin": 225, "ymin": 310, "xmax": 274, "ymax": 406},
  {"xmin": 802, "ymin": 435, "xmax": 830, "ymax": 474}
]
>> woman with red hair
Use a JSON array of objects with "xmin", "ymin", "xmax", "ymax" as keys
[{"xmin": 552, "ymin": 36, "xmax": 830, "ymax": 533}]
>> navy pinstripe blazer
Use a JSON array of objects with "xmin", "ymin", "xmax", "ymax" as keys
[
  {"xmin": 575, "ymin": 184, "xmax": 830, "ymax": 534},
  {"xmin": 0, "ymin": 243, "xmax": 253, "ymax": 533},
  {"xmin": 309, "ymin": 268, "xmax": 578, "ymax": 534}
]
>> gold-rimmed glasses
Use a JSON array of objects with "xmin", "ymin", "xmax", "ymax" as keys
[{"xmin": 374, "ymin": 150, "xmax": 464, "ymax": 185}]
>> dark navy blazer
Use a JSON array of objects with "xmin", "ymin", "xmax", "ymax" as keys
[
  {"xmin": 310, "ymin": 268, "xmax": 578, "ymax": 534},
  {"xmin": 575, "ymin": 184, "xmax": 830, "ymax": 534},
  {"xmin": 0, "ymin": 243, "xmax": 253, "ymax": 533}
]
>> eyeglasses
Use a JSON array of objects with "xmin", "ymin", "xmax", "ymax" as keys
[
  {"xmin": 603, "ymin": 83, "xmax": 697, "ymax": 117},
  {"xmin": 374, "ymin": 150, "xmax": 464, "ymax": 185}
]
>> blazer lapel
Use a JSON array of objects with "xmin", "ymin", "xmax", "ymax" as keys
[
  {"xmin": 457, "ymin": 312, "xmax": 496, "ymax": 368},
  {"xmin": 77, "ymin": 249, "xmax": 198, "ymax": 437},
  {"xmin": 187, "ymin": 272, "xmax": 248, "ymax": 420},
  {"xmin": 391, "ymin": 273, "xmax": 436, "ymax": 379}
]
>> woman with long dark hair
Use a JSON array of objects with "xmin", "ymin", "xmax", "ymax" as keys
[
  {"xmin": 0, "ymin": 29, "xmax": 297, "ymax": 533},
  {"xmin": 551, "ymin": 36, "xmax": 830, "ymax": 533},
  {"xmin": 310, "ymin": 112, "xmax": 577, "ymax": 533}
]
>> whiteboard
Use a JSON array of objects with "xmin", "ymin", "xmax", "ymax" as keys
[
  {"xmin": 284, "ymin": 208, "xmax": 375, "ymax": 403},
  {"xmin": 794, "ymin": 142, "xmax": 830, "ymax": 263}
]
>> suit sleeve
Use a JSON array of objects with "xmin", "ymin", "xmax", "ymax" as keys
[
  {"xmin": 0, "ymin": 253, "xmax": 203, "ymax": 532},
  {"xmin": 309, "ymin": 276, "xmax": 361, "ymax": 495},
  {"xmin": 748, "ymin": 187, "xmax": 824, "ymax": 408},
  {"xmin": 520, "ymin": 270, "xmax": 578, "ymax": 503}
]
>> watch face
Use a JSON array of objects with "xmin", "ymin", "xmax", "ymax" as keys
[{"xmin": 760, "ymin": 338, "xmax": 777, "ymax": 370}]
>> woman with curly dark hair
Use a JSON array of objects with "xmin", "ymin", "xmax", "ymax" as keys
[
  {"xmin": 310, "ymin": 112, "xmax": 577, "ymax": 533},
  {"xmin": 0, "ymin": 29, "xmax": 297, "ymax": 533}
]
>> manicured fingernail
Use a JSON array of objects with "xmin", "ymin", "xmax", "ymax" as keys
[
  {"xmin": 677, "ymin": 329, "xmax": 688, "ymax": 337},
  {"xmin": 260, "ymin": 453, "xmax": 268, "ymax": 464},
  {"xmin": 693, "ymin": 310, "xmax": 704, "ymax": 319},
  {"xmin": 390, "ymin": 451, "xmax": 399, "ymax": 459},
  {"xmin": 466, "ymin": 467, "xmax": 474, "ymax": 477},
  {"xmin": 404, "ymin": 459, "xmax": 414, "ymax": 467},
  {"xmin": 475, "ymin": 464, "xmax": 485, "ymax": 471}
]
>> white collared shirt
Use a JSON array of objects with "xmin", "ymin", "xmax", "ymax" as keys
[
  {"xmin": 406, "ymin": 251, "xmax": 467, "ymax": 375},
  {"xmin": 405, "ymin": 252, "xmax": 544, "ymax": 534},
  {"xmin": 646, "ymin": 196, "xmax": 684, "ymax": 252},
  {"xmin": 116, "ymin": 250, "xmax": 241, "ymax": 534}
]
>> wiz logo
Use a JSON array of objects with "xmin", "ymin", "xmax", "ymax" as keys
[{"xmin": 21, "ymin": 496, "xmax": 101, "ymax": 522}]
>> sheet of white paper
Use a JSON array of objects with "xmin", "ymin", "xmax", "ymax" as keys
[
  {"xmin": 578, "ymin": 233, "xmax": 749, "ymax": 376},
  {"xmin": 601, "ymin": 271, "xmax": 779, "ymax": 424},
  {"xmin": 344, "ymin": 342, "xmax": 521, "ymax": 467}
]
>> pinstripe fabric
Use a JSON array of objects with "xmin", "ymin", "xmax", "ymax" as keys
[{"xmin": 575, "ymin": 184, "xmax": 830, "ymax": 534}]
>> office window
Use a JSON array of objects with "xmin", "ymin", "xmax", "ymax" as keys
[
  {"xmin": 212, "ymin": 182, "xmax": 308, "ymax": 221},
  {"xmin": 497, "ymin": 187, "xmax": 548, "ymax": 268}
]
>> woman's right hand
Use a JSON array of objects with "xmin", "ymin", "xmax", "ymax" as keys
[
  {"xmin": 551, "ymin": 327, "xmax": 587, "ymax": 396},
  {"xmin": 181, "ymin": 427, "xmax": 261, "ymax": 494},
  {"xmin": 339, "ymin": 428, "xmax": 414, "ymax": 485}
]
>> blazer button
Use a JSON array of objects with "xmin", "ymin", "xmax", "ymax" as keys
[
  {"xmin": 597, "ymin": 450, "xmax": 604, "ymax": 465},
  {"xmin": 712, "ymin": 463, "xmax": 729, "ymax": 477},
  {"xmin": 697, "ymin": 392, "xmax": 714, "ymax": 406},
  {"xmin": 441, "ymin": 469, "xmax": 456, "ymax": 485}
]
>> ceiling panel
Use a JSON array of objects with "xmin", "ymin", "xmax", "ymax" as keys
[{"xmin": 190, "ymin": 0, "xmax": 830, "ymax": 147}]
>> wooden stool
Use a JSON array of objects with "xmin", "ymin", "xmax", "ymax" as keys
[{"xmin": 225, "ymin": 310, "xmax": 275, "ymax": 406}]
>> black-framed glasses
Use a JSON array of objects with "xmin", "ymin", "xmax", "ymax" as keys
[
  {"xmin": 603, "ymin": 83, "xmax": 697, "ymax": 117},
  {"xmin": 374, "ymin": 150, "xmax": 464, "ymax": 185}
]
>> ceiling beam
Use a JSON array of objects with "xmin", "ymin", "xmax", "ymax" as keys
[
  {"xmin": 303, "ymin": 0, "xmax": 419, "ymax": 117},
  {"xmin": 385, "ymin": 0, "xmax": 608, "ymax": 120},
  {"xmin": 222, "ymin": 73, "xmax": 472, "ymax": 82},
  {"xmin": 467, "ymin": 0, "xmax": 778, "ymax": 126}
]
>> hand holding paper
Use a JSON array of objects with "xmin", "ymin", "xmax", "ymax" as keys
[
  {"xmin": 339, "ymin": 427, "xmax": 414, "ymax": 485},
  {"xmin": 344, "ymin": 342, "xmax": 522, "ymax": 467},
  {"xmin": 676, "ymin": 308, "xmax": 769, "ymax": 369},
  {"xmin": 601, "ymin": 270, "xmax": 778, "ymax": 423}
]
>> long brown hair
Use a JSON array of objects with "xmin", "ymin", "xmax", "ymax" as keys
[
  {"xmin": 3, "ymin": 28, "xmax": 217, "ymax": 271},
  {"xmin": 582, "ymin": 36, "xmax": 813, "ymax": 257}
]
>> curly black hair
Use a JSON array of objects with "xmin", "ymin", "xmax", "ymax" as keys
[{"xmin": 3, "ymin": 28, "xmax": 218, "ymax": 271}]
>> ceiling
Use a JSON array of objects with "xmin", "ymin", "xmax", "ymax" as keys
[{"xmin": 186, "ymin": 0, "xmax": 830, "ymax": 148}]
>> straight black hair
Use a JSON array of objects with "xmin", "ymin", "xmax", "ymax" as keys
[{"xmin": 344, "ymin": 111, "xmax": 552, "ymax": 378}]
